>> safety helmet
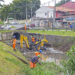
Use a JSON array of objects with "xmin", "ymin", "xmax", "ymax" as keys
[
  {"xmin": 13, "ymin": 35, "xmax": 16, "ymax": 38},
  {"xmin": 39, "ymin": 50, "xmax": 42, "ymax": 53},
  {"xmin": 37, "ymin": 55, "xmax": 41, "ymax": 58}
]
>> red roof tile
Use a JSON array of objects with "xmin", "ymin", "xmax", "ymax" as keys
[
  {"xmin": 56, "ymin": 7, "xmax": 75, "ymax": 12},
  {"xmin": 61, "ymin": 1, "xmax": 75, "ymax": 10},
  {"xmin": 48, "ymin": 6, "xmax": 54, "ymax": 9}
]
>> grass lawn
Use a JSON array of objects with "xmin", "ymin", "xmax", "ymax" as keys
[
  {"xmin": 0, "ymin": 30, "xmax": 12, "ymax": 33},
  {"xmin": 0, "ymin": 42, "xmax": 64, "ymax": 75},
  {"xmin": 0, "ymin": 29, "xmax": 75, "ymax": 37},
  {"xmin": 0, "ymin": 30, "xmax": 26, "ymax": 33},
  {"xmin": 27, "ymin": 30, "xmax": 75, "ymax": 37},
  {"xmin": 0, "ymin": 42, "xmax": 27, "ymax": 75},
  {"xmin": 0, "ymin": 21, "xmax": 4, "ymax": 25},
  {"xmin": 0, "ymin": 30, "xmax": 22, "ymax": 33}
]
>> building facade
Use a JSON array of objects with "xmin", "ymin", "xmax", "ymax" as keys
[{"xmin": 35, "ymin": 6, "xmax": 54, "ymax": 18}]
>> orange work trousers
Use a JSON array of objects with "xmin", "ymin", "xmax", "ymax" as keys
[
  {"xmin": 13, "ymin": 44, "xmax": 16, "ymax": 49},
  {"xmin": 30, "ymin": 61, "xmax": 36, "ymax": 68}
]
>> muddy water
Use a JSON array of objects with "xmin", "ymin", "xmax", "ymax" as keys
[
  {"xmin": 3, "ymin": 40, "xmax": 67, "ymax": 66},
  {"xmin": 47, "ymin": 48, "xmax": 64, "ymax": 54},
  {"xmin": 43, "ymin": 48, "xmax": 67, "ymax": 66},
  {"xmin": 23, "ymin": 47, "xmax": 67, "ymax": 66}
]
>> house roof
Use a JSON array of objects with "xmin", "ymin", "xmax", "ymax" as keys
[
  {"xmin": 35, "ymin": 6, "xmax": 54, "ymax": 13},
  {"xmin": 56, "ymin": 7, "xmax": 75, "ymax": 12},
  {"xmin": 48, "ymin": 6, "xmax": 75, "ymax": 12},
  {"xmin": 61, "ymin": 1, "xmax": 75, "ymax": 10},
  {"xmin": 56, "ymin": 1, "xmax": 75, "ymax": 12},
  {"xmin": 48, "ymin": 6, "xmax": 54, "ymax": 9},
  {"xmin": 48, "ymin": 2, "xmax": 75, "ymax": 12}
]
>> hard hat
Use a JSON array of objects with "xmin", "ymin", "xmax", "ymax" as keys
[
  {"xmin": 13, "ymin": 35, "xmax": 16, "ymax": 38},
  {"xmin": 37, "ymin": 55, "xmax": 41, "ymax": 58},
  {"xmin": 39, "ymin": 50, "xmax": 42, "ymax": 53}
]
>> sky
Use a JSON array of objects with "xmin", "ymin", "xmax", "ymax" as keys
[
  {"xmin": 3, "ymin": 0, "xmax": 75, "ymax": 5},
  {"xmin": 3, "ymin": 0, "xmax": 61, "ymax": 5},
  {"xmin": 4, "ymin": 0, "xmax": 13, "ymax": 4}
]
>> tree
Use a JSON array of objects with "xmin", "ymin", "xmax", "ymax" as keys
[
  {"xmin": 12, "ymin": 0, "xmax": 40, "ymax": 20},
  {"xmin": 56, "ymin": 0, "xmax": 70, "ymax": 6},
  {"xmin": 12, "ymin": 0, "xmax": 40, "ymax": 19},
  {"xmin": 0, "ymin": 0, "xmax": 40, "ymax": 20},
  {"xmin": 0, "ymin": 0, "xmax": 4, "ymax": 6},
  {"xmin": 0, "ymin": 5, "xmax": 11, "ymax": 20}
]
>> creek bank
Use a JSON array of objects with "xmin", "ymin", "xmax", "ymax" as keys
[{"xmin": 1, "ymin": 31, "xmax": 75, "ymax": 52}]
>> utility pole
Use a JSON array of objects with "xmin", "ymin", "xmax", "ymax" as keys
[
  {"xmin": 26, "ymin": 2, "xmax": 27, "ymax": 22},
  {"xmin": 53, "ymin": 0, "xmax": 56, "ymax": 30},
  {"xmin": 48, "ymin": 1, "xmax": 50, "ymax": 6},
  {"xmin": 30, "ymin": 3, "xmax": 33, "ymax": 24},
  {"xmin": 31, "ymin": 5, "xmax": 32, "ymax": 19}
]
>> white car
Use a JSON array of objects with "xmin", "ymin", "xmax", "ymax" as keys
[
  {"xmin": 1, "ymin": 26, "xmax": 5, "ymax": 29},
  {"xmin": 4, "ymin": 25, "xmax": 12, "ymax": 30},
  {"xmin": 11, "ymin": 22, "xmax": 18, "ymax": 25}
]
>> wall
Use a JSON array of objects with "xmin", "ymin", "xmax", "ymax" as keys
[{"xmin": 0, "ymin": 32, "xmax": 13, "ymax": 41}]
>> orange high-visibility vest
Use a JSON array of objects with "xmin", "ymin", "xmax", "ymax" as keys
[
  {"xmin": 25, "ymin": 24, "xmax": 26, "ymax": 32},
  {"xmin": 35, "ymin": 52, "xmax": 40, "ymax": 56},
  {"xmin": 13, "ymin": 39, "xmax": 16, "ymax": 49},
  {"xmin": 32, "ymin": 37, "xmax": 35, "ymax": 42},
  {"xmin": 13, "ymin": 39, "xmax": 16, "ymax": 44}
]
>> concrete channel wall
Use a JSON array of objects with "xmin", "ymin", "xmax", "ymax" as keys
[
  {"xmin": 23, "ymin": 32, "xmax": 75, "ymax": 44},
  {"xmin": 0, "ymin": 32, "xmax": 13, "ymax": 41}
]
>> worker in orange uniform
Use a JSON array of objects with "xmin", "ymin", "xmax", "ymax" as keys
[
  {"xmin": 12, "ymin": 36, "xmax": 16, "ymax": 51},
  {"xmin": 30, "ymin": 55, "xmax": 41, "ymax": 69},
  {"xmin": 32, "ymin": 36, "xmax": 35, "ymax": 44},
  {"xmin": 30, "ymin": 36, "xmax": 36, "ymax": 50},
  {"xmin": 35, "ymin": 50, "xmax": 42, "ymax": 56}
]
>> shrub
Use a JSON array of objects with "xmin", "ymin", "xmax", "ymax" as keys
[{"xmin": 64, "ymin": 45, "xmax": 75, "ymax": 75}]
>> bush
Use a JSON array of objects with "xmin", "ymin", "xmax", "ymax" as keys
[
  {"xmin": 0, "ymin": 21, "xmax": 4, "ymax": 25},
  {"xmin": 64, "ymin": 45, "xmax": 75, "ymax": 75}
]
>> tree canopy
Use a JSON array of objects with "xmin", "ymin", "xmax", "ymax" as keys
[
  {"xmin": 0, "ymin": 0, "xmax": 4, "ymax": 6},
  {"xmin": 56, "ymin": 0, "xmax": 70, "ymax": 6},
  {"xmin": 0, "ymin": 0, "xmax": 40, "ymax": 20}
]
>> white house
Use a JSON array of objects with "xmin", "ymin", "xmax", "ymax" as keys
[
  {"xmin": 35, "ymin": 6, "xmax": 54, "ymax": 18},
  {"xmin": 30, "ymin": 6, "xmax": 54, "ymax": 28}
]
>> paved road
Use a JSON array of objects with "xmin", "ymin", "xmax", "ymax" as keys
[
  {"xmin": 2, "ymin": 24, "xmax": 25, "ymax": 30},
  {"xmin": 11, "ymin": 24, "xmax": 25, "ymax": 30}
]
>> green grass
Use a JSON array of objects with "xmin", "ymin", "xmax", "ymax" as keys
[
  {"xmin": 0, "ymin": 30, "xmax": 22, "ymax": 33},
  {"xmin": 0, "ymin": 30, "xmax": 25, "ymax": 33},
  {"xmin": 0, "ymin": 30, "xmax": 12, "ymax": 33},
  {"xmin": 0, "ymin": 42, "xmax": 63, "ymax": 75},
  {"xmin": 0, "ymin": 29, "xmax": 75, "ymax": 37},
  {"xmin": 0, "ymin": 21, "xmax": 4, "ymax": 25},
  {"xmin": 27, "ymin": 30, "xmax": 75, "ymax": 37},
  {"xmin": 62, "ymin": 44, "xmax": 75, "ymax": 75},
  {"xmin": 10, "ymin": 26, "xmax": 16, "ymax": 28},
  {"xmin": 0, "ymin": 42, "xmax": 27, "ymax": 75}
]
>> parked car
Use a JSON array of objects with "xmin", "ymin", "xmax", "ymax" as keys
[
  {"xmin": 1, "ymin": 26, "xmax": 5, "ymax": 29},
  {"xmin": 10, "ymin": 22, "xmax": 18, "ymax": 25},
  {"xmin": 30, "ymin": 24, "xmax": 35, "ymax": 27},
  {"xmin": 3, "ymin": 25, "xmax": 12, "ymax": 30}
]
